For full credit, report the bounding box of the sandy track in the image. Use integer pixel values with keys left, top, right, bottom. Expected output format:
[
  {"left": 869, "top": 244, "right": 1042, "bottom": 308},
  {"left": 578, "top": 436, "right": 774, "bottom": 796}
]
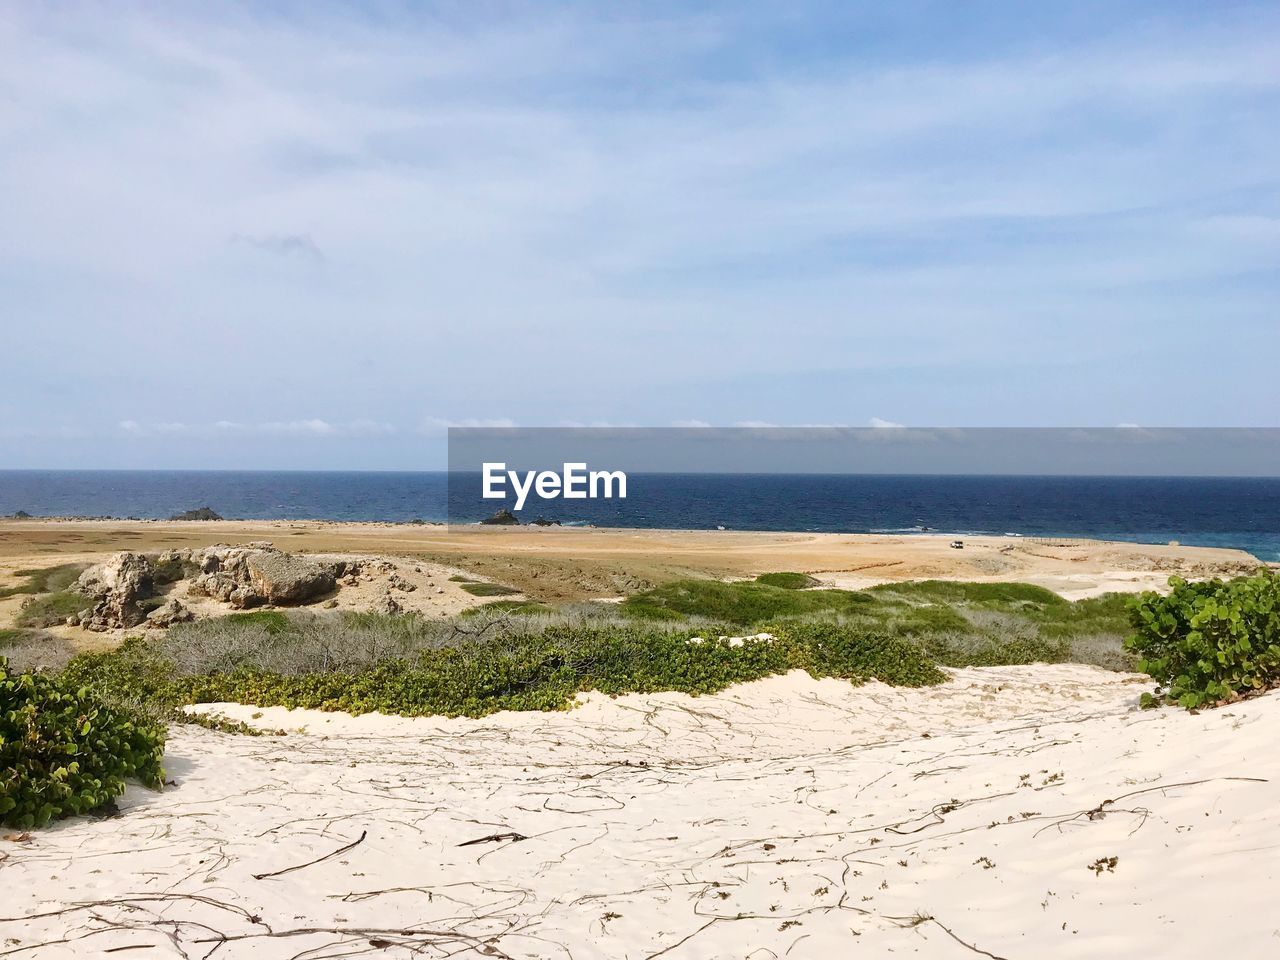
[{"left": 3, "top": 666, "right": 1276, "bottom": 958}]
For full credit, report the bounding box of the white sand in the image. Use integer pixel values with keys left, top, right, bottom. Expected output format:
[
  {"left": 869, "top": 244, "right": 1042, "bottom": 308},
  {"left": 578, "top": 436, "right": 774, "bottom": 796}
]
[{"left": 3, "top": 666, "right": 1278, "bottom": 958}]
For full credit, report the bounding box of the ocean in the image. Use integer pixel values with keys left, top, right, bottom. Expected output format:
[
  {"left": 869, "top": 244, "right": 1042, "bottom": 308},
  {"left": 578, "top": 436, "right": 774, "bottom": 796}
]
[{"left": 1, "top": 470, "right": 1278, "bottom": 562}]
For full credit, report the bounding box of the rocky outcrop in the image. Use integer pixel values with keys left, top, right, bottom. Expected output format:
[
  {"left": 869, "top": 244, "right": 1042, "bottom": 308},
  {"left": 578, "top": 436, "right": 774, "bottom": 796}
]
[
  {"left": 187, "top": 545, "right": 334, "bottom": 608},
  {"left": 480, "top": 509, "right": 519, "bottom": 525},
  {"left": 170, "top": 507, "right": 224, "bottom": 521},
  {"left": 76, "top": 552, "right": 156, "bottom": 630}
]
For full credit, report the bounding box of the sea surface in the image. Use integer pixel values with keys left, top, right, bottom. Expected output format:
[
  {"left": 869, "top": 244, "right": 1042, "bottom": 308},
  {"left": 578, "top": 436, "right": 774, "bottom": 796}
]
[{"left": 1, "top": 470, "right": 1278, "bottom": 561}]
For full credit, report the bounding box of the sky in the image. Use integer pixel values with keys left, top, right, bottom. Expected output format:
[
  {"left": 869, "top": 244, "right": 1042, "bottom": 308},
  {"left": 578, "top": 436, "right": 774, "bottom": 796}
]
[{"left": 2, "top": 1, "right": 1278, "bottom": 469}]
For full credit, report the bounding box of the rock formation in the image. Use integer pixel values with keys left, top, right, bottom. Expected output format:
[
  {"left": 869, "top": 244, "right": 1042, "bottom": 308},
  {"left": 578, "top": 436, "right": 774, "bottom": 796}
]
[
  {"left": 188, "top": 545, "right": 335, "bottom": 609},
  {"left": 169, "top": 507, "right": 224, "bottom": 521},
  {"left": 75, "top": 552, "right": 155, "bottom": 630}
]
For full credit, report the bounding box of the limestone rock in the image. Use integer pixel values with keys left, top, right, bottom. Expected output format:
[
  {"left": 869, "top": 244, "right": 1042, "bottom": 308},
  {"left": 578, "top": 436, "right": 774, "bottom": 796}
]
[
  {"left": 245, "top": 551, "right": 335, "bottom": 605},
  {"left": 146, "top": 598, "right": 194, "bottom": 627},
  {"left": 75, "top": 552, "right": 155, "bottom": 629}
]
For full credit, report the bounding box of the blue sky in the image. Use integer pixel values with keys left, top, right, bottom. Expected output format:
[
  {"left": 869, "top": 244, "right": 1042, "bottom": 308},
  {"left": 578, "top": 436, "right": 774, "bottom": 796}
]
[{"left": 2, "top": 1, "right": 1278, "bottom": 469}]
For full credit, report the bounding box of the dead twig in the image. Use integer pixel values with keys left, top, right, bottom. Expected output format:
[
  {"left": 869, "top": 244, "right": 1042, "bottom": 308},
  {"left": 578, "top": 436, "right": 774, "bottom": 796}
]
[
  {"left": 457, "top": 831, "right": 527, "bottom": 847},
  {"left": 253, "top": 830, "right": 367, "bottom": 880}
]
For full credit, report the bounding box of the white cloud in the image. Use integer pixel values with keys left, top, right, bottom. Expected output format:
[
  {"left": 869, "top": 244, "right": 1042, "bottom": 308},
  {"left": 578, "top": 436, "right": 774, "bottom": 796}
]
[
  {"left": 117, "top": 419, "right": 395, "bottom": 438},
  {"left": 869, "top": 417, "right": 905, "bottom": 429}
]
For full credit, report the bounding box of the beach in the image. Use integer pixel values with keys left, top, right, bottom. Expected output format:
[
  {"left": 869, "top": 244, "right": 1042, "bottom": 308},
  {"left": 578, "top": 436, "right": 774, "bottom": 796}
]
[{"left": 3, "top": 665, "right": 1278, "bottom": 957}]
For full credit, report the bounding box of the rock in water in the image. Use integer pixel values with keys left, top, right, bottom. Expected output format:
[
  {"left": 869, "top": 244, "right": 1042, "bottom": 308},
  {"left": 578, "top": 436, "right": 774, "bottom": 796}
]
[
  {"left": 170, "top": 507, "right": 224, "bottom": 521},
  {"left": 480, "top": 509, "right": 519, "bottom": 525}
]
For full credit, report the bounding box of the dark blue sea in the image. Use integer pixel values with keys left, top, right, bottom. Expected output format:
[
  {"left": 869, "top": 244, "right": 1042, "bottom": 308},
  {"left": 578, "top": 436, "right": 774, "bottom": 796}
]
[{"left": 1, "top": 470, "right": 1278, "bottom": 562}]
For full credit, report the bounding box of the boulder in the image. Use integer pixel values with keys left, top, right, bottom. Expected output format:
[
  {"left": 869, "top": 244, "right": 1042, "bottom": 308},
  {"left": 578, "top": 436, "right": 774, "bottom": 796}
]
[
  {"left": 245, "top": 551, "right": 335, "bottom": 605},
  {"left": 480, "top": 509, "right": 519, "bottom": 525},
  {"left": 146, "top": 598, "right": 194, "bottom": 627}
]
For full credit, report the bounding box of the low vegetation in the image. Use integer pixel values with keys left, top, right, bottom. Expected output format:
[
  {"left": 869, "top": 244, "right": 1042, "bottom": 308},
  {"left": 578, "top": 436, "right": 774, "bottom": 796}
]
[
  {"left": 458, "top": 582, "right": 521, "bottom": 597},
  {"left": 1, "top": 657, "right": 166, "bottom": 828},
  {"left": 754, "top": 572, "right": 821, "bottom": 590},
  {"left": 619, "top": 578, "right": 1132, "bottom": 669},
  {"left": 0, "top": 564, "right": 87, "bottom": 601},
  {"left": 16, "top": 590, "right": 94, "bottom": 628},
  {"left": 1127, "top": 572, "right": 1280, "bottom": 708},
  {"left": 60, "top": 617, "right": 945, "bottom": 720}
]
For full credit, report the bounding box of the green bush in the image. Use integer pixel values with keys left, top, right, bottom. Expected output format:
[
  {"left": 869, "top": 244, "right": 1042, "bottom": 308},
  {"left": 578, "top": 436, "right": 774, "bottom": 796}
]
[
  {"left": 1126, "top": 573, "right": 1280, "bottom": 708},
  {"left": 1, "top": 657, "right": 165, "bottom": 828}
]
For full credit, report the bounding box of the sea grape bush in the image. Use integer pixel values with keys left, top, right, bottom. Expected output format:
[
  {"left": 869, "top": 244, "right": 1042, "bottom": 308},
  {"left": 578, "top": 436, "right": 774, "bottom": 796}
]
[
  {"left": 1126, "top": 572, "right": 1280, "bottom": 708},
  {"left": 1, "top": 657, "right": 165, "bottom": 828}
]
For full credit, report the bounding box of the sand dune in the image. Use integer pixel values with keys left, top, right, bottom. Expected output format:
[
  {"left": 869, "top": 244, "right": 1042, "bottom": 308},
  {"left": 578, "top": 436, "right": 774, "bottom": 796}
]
[{"left": 3, "top": 665, "right": 1276, "bottom": 958}]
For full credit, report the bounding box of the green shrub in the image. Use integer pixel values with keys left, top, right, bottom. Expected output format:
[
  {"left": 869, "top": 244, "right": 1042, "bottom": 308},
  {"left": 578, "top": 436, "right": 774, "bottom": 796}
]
[
  {"left": 1126, "top": 573, "right": 1280, "bottom": 708},
  {"left": 1, "top": 657, "right": 165, "bottom": 828},
  {"left": 754, "top": 572, "right": 821, "bottom": 590},
  {"left": 781, "top": 621, "right": 946, "bottom": 686}
]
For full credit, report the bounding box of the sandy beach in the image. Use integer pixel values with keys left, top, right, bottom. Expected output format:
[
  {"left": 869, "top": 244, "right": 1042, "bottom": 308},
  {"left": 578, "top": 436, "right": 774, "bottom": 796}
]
[{"left": 3, "top": 665, "right": 1277, "bottom": 957}]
